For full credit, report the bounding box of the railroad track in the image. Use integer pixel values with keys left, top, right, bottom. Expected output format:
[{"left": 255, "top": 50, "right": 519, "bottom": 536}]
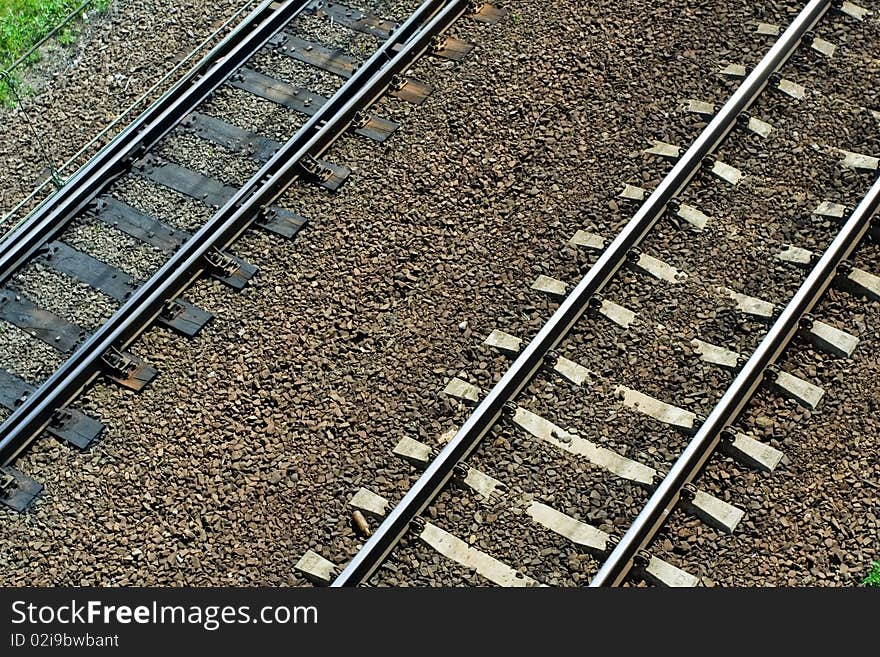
[
  {"left": 296, "top": 0, "right": 880, "bottom": 587},
  {"left": 0, "top": 0, "right": 506, "bottom": 511}
]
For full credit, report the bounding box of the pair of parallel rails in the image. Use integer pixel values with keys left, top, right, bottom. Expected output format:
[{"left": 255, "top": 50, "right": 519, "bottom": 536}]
[
  {"left": 0, "top": 0, "right": 503, "bottom": 507},
  {"left": 332, "top": 0, "right": 880, "bottom": 587}
]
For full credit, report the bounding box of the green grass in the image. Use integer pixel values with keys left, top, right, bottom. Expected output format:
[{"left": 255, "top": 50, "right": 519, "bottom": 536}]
[
  {"left": 0, "top": 0, "right": 111, "bottom": 104},
  {"left": 864, "top": 561, "right": 880, "bottom": 587}
]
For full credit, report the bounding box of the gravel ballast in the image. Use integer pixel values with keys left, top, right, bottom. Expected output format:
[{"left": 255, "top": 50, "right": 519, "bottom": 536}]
[
  {"left": 0, "top": 0, "right": 877, "bottom": 588},
  {"left": 0, "top": 0, "right": 257, "bottom": 225}
]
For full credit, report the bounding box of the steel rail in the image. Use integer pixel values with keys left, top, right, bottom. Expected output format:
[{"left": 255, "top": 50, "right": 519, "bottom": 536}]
[
  {"left": 332, "top": 0, "right": 832, "bottom": 586},
  {"left": 0, "top": 0, "right": 312, "bottom": 286},
  {"left": 592, "top": 175, "right": 880, "bottom": 586},
  {"left": 0, "top": 0, "right": 469, "bottom": 476}
]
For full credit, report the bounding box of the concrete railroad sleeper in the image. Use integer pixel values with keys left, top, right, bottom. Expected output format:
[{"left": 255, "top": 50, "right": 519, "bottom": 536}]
[
  {"left": 332, "top": 0, "right": 851, "bottom": 586},
  {"left": 0, "top": 0, "right": 483, "bottom": 509}
]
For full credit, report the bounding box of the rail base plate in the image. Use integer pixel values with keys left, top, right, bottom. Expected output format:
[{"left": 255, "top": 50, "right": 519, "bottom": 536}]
[{"left": 0, "top": 466, "right": 42, "bottom": 512}]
